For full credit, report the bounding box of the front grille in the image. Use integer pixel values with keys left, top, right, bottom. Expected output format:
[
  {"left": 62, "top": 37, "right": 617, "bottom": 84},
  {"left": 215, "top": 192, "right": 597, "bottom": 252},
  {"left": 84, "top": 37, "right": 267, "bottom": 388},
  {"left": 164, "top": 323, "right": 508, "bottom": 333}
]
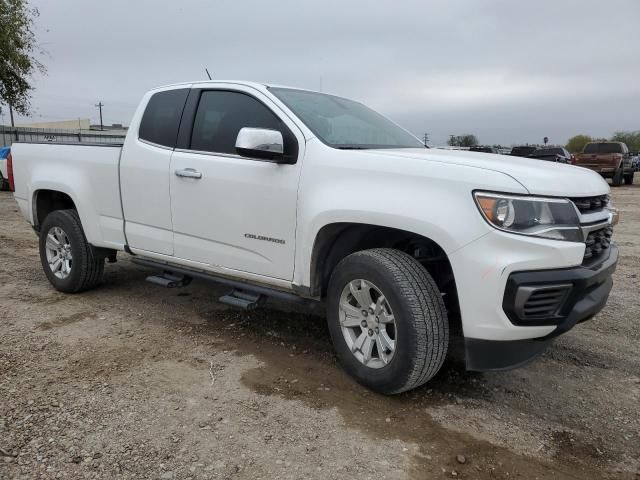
[
  {"left": 571, "top": 194, "right": 609, "bottom": 213},
  {"left": 517, "top": 285, "right": 572, "bottom": 320},
  {"left": 583, "top": 224, "right": 613, "bottom": 263}
]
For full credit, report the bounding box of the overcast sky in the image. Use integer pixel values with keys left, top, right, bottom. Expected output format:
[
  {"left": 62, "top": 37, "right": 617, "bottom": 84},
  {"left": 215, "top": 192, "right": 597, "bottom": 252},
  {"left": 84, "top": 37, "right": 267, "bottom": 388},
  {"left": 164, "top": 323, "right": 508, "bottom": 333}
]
[{"left": 6, "top": 0, "right": 640, "bottom": 146}]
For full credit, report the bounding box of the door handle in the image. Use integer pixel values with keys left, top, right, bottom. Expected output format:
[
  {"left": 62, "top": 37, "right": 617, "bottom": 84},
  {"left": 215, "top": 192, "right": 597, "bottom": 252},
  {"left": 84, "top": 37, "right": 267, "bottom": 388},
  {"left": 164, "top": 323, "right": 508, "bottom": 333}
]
[{"left": 175, "top": 168, "right": 202, "bottom": 179}]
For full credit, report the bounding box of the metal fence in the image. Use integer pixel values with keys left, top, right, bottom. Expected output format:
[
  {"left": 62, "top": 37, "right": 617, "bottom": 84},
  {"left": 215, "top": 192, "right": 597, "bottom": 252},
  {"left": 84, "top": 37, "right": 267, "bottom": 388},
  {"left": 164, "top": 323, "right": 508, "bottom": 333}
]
[{"left": 0, "top": 126, "right": 126, "bottom": 147}]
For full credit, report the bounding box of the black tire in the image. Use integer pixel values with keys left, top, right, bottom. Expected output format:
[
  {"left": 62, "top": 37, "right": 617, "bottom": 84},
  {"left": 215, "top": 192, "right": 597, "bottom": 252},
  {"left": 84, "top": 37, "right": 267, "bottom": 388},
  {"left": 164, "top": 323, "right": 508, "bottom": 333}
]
[
  {"left": 612, "top": 166, "right": 623, "bottom": 187},
  {"left": 624, "top": 172, "right": 634, "bottom": 185},
  {"left": 38, "top": 209, "right": 104, "bottom": 293},
  {"left": 327, "top": 248, "right": 448, "bottom": 395}
]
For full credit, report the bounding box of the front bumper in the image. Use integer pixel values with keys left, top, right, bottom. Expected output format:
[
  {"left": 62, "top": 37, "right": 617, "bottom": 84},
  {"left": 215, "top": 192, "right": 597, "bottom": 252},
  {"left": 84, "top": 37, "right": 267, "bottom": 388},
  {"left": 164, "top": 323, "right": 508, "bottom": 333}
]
[
  {"left": 503, "top": 244, "right": 617, "bottom": 334},
  {"left": 449, "top": 230, "right": 587, "bottom": 341},
  {"left": 465, "top": 244, "right": 617, "bottom": 371}
]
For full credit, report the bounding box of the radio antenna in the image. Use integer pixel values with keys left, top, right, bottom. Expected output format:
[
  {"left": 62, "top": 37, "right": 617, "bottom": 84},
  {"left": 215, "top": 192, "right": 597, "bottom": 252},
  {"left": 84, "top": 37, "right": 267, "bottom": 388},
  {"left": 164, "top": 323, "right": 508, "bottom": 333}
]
[{"left": 205, "top": 68, "right": 212, "bottom": 80}]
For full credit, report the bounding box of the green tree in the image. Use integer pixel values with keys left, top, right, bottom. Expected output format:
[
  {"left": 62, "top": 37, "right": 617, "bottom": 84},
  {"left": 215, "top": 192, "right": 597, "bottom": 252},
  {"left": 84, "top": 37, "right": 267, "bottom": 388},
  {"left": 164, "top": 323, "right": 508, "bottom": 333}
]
[
  {"left": 611, "top": 131, "right": 640, "bottom": 152},
  {"left": 0, "top": 0, "right": 46, "bottom": 116},
  {"left": 565, "top": 134, "right": 592, "bottom": 153},
  {"left": 448, "top": 134, "right": 478, "bottom": 147}
]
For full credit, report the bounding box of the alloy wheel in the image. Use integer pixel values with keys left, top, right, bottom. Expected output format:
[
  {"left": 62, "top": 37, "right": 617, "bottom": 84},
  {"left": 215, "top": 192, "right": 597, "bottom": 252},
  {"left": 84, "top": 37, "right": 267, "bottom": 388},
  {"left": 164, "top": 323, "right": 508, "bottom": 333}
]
[
  {"left": 45, "top": 226, "right": 73, "bottom": 279},
  {"left": 338, "top": 279, "right": 397, "bottom": 369}
]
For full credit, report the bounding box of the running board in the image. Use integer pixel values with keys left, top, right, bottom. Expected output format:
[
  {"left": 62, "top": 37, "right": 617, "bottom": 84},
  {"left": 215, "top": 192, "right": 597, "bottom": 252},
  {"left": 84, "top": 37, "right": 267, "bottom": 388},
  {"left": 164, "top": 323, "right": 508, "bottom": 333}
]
[
  {"left": 219, "top": 289, "right": 265, "bottom": 310},
  {"left": 146, "top": 272, "right": 192, "bottom": 288},
  {"left": 131, "top": 257, "right": 315, "bottom": 305}
]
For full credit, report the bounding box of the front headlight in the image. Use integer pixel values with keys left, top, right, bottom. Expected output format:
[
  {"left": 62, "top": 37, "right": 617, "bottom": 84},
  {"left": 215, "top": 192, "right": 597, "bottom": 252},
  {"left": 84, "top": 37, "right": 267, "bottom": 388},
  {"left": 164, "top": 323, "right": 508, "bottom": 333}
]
[{"left": 473, "top": 191, "right": 582, "bottom": 242}]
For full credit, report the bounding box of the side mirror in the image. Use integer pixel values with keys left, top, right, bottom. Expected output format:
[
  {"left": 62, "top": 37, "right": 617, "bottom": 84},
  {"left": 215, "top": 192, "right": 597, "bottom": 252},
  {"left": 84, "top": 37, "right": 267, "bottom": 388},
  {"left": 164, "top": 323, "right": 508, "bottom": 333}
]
[{"left": 235, "top": 127, "right": 286, "bottom": 162}]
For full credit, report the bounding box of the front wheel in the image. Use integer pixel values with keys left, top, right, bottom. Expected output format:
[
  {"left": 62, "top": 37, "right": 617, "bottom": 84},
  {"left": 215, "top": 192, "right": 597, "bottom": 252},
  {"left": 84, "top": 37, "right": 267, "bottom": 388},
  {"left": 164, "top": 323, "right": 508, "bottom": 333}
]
[
  {"left": 39, "top": 209, "right": 104, "bottom": 293},
  {"left": 624, "top": 172, "right": 634, "bottom": 185},
  {"left": 327, "top": 248, "right": 449, "bottom": 395},
  {"left": 612, "top": 166, "right": 624, "bottom": 186}
]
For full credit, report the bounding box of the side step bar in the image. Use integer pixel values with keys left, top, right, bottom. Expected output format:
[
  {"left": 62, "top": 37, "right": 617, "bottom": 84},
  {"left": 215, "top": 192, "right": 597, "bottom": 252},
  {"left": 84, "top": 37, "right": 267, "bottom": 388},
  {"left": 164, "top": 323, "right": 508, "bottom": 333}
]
[
  {"left": 131, "top": 257, "right": 314, "bottom": 305},
  {"left": 146, "top": 272, "right": 192, "bottom": 288},
  {"left": 219, "top": 289, "right": 265, "bottom": 310}
]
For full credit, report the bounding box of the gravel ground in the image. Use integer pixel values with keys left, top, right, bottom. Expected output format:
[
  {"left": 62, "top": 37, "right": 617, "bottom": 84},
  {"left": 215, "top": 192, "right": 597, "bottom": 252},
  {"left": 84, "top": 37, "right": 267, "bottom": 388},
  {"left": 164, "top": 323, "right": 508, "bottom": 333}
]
[{"left": 0, "top": 186, "right": 639, "bottom": 480}]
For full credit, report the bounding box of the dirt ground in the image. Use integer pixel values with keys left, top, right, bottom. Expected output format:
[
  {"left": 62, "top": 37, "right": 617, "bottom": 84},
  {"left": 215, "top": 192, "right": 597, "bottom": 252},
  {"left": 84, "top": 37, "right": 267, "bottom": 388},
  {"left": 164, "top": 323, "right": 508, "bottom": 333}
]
[{"left": 0, "top": 186, "right": 639, "bottom": 480}]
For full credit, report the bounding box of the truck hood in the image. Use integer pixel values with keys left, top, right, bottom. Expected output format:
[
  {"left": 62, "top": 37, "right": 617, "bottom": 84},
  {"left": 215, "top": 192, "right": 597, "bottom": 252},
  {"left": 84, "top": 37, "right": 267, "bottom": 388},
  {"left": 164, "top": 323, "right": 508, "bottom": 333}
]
[{"left": 361, "top": 148, "right": 610, "bottom": 197}]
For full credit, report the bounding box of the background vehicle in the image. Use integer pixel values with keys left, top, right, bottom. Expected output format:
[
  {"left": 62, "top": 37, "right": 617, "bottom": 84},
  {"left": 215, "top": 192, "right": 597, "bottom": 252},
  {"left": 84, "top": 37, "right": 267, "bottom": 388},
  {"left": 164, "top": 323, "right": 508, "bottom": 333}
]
[
  {"left": 469, "top": 146, "right": 499, "bottom": 153},
  {"left": 0, "top": 146, "right": 10, "bottom": 191},
  {"left": 630, "top": 152, "right": 640, "bottom": 172},
  {"left": 528, "top": 147, "right": 572, "bottom": 164},
  {"left": 574, "top": 141, "right": 634, "bottom": 186},
  {"left": 510, "top": 146, "right": 537, "bottom": 157},
  {"left": 8, "top": 81, "right": 618, "bottom": 395}
]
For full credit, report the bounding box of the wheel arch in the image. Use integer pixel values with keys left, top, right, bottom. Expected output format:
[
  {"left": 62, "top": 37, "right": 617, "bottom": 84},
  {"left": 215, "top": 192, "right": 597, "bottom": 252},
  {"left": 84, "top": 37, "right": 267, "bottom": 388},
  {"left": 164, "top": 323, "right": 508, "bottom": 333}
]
[
  {"left": 32, "top": 188, "right": 77, "bottom": 231},
  {"left": 308, "top": 222, "right": 462, "bottom": 334}
]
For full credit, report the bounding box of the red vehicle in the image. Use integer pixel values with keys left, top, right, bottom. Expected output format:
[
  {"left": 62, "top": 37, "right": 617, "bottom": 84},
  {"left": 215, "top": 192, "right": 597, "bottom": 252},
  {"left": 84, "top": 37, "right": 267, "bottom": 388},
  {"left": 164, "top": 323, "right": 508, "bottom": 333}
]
[{"left": 574, "top": 142, "right": 634, "bottom": 186}]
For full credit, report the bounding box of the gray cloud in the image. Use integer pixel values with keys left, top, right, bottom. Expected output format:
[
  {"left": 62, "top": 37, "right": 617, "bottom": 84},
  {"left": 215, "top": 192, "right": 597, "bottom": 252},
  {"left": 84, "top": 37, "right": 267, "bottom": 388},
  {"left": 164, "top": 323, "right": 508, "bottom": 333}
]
[{"left": 9, "top": 0, "right": 640, "bottom": 146}]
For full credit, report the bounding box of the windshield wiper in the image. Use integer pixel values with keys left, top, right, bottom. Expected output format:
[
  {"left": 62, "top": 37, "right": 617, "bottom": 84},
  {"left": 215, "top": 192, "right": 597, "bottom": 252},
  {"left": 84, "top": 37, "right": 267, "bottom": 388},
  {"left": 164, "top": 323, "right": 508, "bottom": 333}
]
[{"left": 335, "top": 146, "right": 371, "bottom": 150}]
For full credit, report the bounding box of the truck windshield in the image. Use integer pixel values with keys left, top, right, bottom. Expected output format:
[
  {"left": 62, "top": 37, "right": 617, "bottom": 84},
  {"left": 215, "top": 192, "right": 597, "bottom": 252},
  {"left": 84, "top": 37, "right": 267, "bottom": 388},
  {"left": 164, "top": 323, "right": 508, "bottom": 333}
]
[
  {"left": 269, "top": 87, "right": 424, "bottom": 150},
  {"left": 583, "top": 143, "right": 623, "bottom": 154}
]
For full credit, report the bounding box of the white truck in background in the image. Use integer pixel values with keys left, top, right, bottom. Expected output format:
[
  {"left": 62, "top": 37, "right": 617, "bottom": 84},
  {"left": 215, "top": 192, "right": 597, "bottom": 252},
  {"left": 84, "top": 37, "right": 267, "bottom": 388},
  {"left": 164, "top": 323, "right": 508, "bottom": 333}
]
[{"left": 9, "top": 81, "right": 618, "bottom": 394}]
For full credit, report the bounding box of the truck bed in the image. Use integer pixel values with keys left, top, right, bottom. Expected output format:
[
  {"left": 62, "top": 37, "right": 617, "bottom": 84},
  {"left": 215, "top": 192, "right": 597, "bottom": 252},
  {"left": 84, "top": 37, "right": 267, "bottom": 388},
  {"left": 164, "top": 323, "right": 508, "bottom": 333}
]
[
  {"left": 10, "top": 142, "right": 126, "bottom": 251},
  {"left": 575, "top": 152, "right": 617, "bottom": 172}
]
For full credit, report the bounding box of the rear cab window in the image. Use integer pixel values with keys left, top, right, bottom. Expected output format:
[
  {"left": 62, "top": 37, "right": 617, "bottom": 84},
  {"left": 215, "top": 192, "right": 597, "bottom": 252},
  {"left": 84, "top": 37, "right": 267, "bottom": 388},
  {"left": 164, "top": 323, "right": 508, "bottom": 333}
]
[
  {"left": 583, "top": 143, "right": 623, "bottom": 154},
  {"left": 139, "top": 89, "right": 189, "bottom": 147}
]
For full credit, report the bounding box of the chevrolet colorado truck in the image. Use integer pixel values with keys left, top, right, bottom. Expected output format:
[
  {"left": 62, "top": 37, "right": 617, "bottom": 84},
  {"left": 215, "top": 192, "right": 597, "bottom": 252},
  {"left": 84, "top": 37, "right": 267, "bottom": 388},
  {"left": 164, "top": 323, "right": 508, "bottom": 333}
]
[
  {"left": 574, "top": 141, "right": 634, "bottom": 186},
  {"left": 9, "top": 81, "right": 618, "bottom": 394}
]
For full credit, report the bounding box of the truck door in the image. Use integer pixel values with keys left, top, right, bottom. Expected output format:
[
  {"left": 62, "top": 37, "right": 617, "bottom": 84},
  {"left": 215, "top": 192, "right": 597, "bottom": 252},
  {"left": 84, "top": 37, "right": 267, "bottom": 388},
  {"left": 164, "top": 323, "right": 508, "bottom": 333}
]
[
  {"left": 120, "top": 88, "right": 189, "bottom": 255},
  {"left": 169, "top": 87, "right": 304, "bottom": 280}
]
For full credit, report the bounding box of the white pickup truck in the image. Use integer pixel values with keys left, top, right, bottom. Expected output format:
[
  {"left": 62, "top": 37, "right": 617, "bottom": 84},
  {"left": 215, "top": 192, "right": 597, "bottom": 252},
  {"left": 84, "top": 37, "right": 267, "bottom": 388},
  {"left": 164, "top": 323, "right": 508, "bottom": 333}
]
[{"left": 9, "top": 81, "right": 618, "bottom": 394}]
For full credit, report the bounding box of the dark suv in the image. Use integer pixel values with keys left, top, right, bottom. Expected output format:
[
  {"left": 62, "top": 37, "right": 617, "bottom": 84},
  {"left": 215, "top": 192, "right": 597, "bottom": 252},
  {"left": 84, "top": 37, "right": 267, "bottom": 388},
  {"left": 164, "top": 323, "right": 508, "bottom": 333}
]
[
  {"left": 469, "top": 146, "right": 499, "bottom": 154},
  {"left": 528, "top": 147, "right": 572, "bottom": 164},
  {"left": 510, "top": 146, "right": 537, "bottom": 157}
]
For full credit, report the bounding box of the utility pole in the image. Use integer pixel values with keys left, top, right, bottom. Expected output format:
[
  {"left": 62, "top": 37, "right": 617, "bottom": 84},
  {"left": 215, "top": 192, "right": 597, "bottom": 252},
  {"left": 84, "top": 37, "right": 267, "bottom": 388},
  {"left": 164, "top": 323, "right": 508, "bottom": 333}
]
[
  {"left": 423, "top": 132, "right": 429, "bottom": 146},
  {"left": 95, "top": 101, "right": 104, "bottom": 131}
]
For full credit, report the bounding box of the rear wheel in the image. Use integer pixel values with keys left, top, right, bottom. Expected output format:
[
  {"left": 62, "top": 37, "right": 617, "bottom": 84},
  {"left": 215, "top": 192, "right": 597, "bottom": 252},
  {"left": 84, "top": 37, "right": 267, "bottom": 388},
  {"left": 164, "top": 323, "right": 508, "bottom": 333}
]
[
  {"left": 612, "top": 166, "right": 624, "bottom": 186},
  {"left": 39, "top": 209, "right": 104, "bottom": 293},
  {"left": 624, "top": 171, "right": 634, "bottom": 185},
  {"left": 327, "top": 248, "right": 449, "bottom": 395}
]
